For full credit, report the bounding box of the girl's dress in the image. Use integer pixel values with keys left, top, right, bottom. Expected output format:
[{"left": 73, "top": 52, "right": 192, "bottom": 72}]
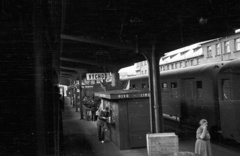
[{"left": 194, "top": 127, "right": 212, "bottom": 156}]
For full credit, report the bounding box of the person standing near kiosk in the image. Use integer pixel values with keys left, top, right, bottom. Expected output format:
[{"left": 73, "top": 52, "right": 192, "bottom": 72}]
[{"left": 97, "top": 107, "right": 109, "bottom": 143}]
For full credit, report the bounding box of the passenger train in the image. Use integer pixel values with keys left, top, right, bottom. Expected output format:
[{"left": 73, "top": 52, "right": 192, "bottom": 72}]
[{"left": 121, "top": 59, "right": 240, "bottom": 142}]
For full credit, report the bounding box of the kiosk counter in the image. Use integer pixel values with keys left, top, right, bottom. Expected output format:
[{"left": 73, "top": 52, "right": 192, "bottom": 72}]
[{"left": 95, "top": 90, "right": 151, "bottom": 150}]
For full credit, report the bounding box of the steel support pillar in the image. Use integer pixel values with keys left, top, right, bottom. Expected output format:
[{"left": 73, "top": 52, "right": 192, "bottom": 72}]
[
  {"left": 151, "top": 43, "right": 163, "bottom": 133},
  {"left": 111, "top": 71, "right": 120, "bottom": 87},
  {"left": 78, "top": 73, "right": 84, "bottom": 119},
  {"left": 141, "top": 43, "right": 164, "bottom": 133}
]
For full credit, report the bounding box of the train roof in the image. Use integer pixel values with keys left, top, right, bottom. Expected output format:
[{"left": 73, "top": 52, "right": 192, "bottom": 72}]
[
  {"left": 121, "top": 61, "right": 229, "bottom": 81},
  {"left": 219, "top": 58, "right": 240, "bottom": 74},
  {"left": 160, "top": 62, "right": 228, "bottom": 79}
]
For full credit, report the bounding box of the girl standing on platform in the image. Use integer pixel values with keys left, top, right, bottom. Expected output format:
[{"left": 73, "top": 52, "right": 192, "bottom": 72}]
[{"left": 195, "top": 119, "right": 212, "bottom": 156}]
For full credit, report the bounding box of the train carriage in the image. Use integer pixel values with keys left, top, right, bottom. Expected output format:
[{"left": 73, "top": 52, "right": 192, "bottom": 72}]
[
  {"left": 102, "top": 59, "right": 240, "bottom": 142},
  {"left": 160, "top": 62, "right": 225, "bottom": 131},
  {"left": 121, "top": 62, "right": 227, "bottom": 136},
  {"left": 217, "top": 58, "right": 240, "bottom": 142}
]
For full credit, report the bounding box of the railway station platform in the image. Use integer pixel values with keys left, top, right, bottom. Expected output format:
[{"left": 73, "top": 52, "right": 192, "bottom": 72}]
[{"left": 62, "top": 96, "right": 240, "bottom": 156}]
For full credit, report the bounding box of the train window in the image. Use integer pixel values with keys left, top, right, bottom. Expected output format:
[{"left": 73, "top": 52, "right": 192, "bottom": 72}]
[
  {"left": 132, "top": 84, "right": 136, "bottom": 89},
  {"left": 197, "top": 81, "right": 202, "bottom": 88},
  {"left": 171, "top": 82, "right": 178, "bottom": 98},
  {"left": 180, "top": 62, "right": 183, "bottom": 68},
  {"left": 197, "top": 58, "right": 200, "bottom": 65},
  {"left": 222, "top": 79, "right": 231, "bottom": 100},
  {"left": 231, "top": 74, "right": 240, "bottom": 100},
  {"left": 235, "top": 38, "right": 240, "bottom": 51},
  {"left": 162, "top": 82, "right": 168, "bottom": 90},
  {"left": 142, "top": 84, "right": 146, "bottom": 89},
  {"left": 207, "top": 46, "right": 212, "bottom": 57},
  {"left": 130, "top": 84, "right": 136, "bottom": 90},
  {"left": 216, "top": 43, "right": 221, "bottom": 55},
  {"left": 190, "top": 60, "right": 194, "bottom": 66},
  {"left": 224, "top": 41, "right": 230, "bottom": 53},
  {"left": 196, "top": 81, "right": 203, "bottom": 98},
  {"left": 171, "top": 82, "right": 177, "bottom": 88}
]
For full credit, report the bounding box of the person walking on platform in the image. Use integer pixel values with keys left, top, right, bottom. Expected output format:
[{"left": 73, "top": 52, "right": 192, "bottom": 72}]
[
  {"left": 97, "top": 107, "right": 109, "bottom": 143},
  {"left": 195, "top": 119, "right": 212, "bottom": 156}
]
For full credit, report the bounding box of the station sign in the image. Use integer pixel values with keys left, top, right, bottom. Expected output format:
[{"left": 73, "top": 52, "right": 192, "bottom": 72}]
[
  {"left": 86, "top": 73, "right": 111, "bottom": 80},
  {"left": 95, "top": 90, "right": 150, "bottom": 100},
  {"left": 82, "top": 85, "right": 93, "bottom": 88}
]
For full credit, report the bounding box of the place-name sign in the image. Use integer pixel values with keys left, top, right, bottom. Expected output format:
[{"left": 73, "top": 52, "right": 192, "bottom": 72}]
[
  {"left": 82, "top": 85, "right": 93, "bottom": 88},
  {"left": 86, "top": 73, "right": 110, "bottom": 80}
]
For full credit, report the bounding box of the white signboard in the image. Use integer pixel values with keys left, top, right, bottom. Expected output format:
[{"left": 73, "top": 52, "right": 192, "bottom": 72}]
[{"left": 86, "top": 73, "right": 110, "bottom": 80}]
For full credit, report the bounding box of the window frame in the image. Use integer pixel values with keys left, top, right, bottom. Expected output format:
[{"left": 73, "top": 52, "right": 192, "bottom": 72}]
[
  {"left": 162, "top": 82, "right": 168, "bottom": 91},
  {"left": 170, "top": 82, "right": 178, "bottom": 98},
  {"left": 196, "top": 81, "right": 203, "bottom": 99},
  {"left": 216, "top": 43, "right": 221, "bottom": 56},
  {"left": 221, "top": 79, "right": 231, "bottom": 101},
  {"left": 207, "top": 46, "right": 212, "bottom": 57},
  {"left": 224, "top": 41, "right": 230, "bottom": 53},
  {"left": 235, "top": 38, "right": 240, "bottom": 52}
]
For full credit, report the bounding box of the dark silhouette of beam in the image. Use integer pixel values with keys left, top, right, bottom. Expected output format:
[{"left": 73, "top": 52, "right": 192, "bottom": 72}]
[
  {"left": 61, "top": 57, "right": 110, "bottom": 66},
  {"left": 61, "top": 34, "right": 136, "bottom": 50}
]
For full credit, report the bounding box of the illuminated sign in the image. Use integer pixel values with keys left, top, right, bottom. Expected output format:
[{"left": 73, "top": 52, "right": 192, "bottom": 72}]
[{"left": 86, "top": 73, "right": 111, "bottom": 80}]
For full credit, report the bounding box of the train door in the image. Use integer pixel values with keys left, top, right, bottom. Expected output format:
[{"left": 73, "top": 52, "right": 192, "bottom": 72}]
[
  {"left": 218, "top": 74, "right": 240, "bottom": 142},
  {"left": 181, "top": 79, "right": 194, "bottom": 121},
  {"left": 181, "top": 79, "right": 200, "bottom": 125}
]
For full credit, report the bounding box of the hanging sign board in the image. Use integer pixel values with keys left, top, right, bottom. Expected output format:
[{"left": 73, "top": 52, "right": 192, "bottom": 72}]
[
  {"left": 86, "top": 73, "right": 111, "bottom": 80},
  {"left": 82, "top": 85, "right": 93, "bottom": 88}
]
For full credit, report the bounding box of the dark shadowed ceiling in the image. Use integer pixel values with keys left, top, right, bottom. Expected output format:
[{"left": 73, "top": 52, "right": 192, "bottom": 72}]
[{"left": 60, "top": 0, "right": 240, "bottom": 84}]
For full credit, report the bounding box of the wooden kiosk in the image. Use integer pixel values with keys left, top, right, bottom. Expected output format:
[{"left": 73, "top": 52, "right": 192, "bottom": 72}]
[{"left": 95, "top": 90, "right": 151, "bottom": 150}]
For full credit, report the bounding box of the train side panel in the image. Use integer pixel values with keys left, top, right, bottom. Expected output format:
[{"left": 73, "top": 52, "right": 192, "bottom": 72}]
[
  {"left": 218, "top": 60, "right": 240, "bottom": 142},
  {"left": 122, "top": 62, "right": 224, "bottom": 135},
  {"left": 161, "top": 75, "right": 218, "bottom": 130}
]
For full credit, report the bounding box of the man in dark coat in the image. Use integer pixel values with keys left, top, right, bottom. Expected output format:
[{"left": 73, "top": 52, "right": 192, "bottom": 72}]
[{"left": 96, "top": 107, "right": 109, "bottom": 143}]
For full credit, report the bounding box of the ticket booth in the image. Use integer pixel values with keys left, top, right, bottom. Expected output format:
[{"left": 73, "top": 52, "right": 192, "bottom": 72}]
[{"left": 95, "top": 90, "right": 150, "bottom": 150}]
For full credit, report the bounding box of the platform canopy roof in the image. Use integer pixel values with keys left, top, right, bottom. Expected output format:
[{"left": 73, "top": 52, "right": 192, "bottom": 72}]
[{"left": 60, "top": 0, "right": 240, "bottom": 85}]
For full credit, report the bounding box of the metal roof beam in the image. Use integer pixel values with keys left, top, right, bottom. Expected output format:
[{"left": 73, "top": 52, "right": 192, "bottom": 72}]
[
  {"left": 61, "top": 66, "right": 86, "bottom": 72},
  {"left": 60, "top": 57, "right": 104, "bottom": 66},
  {"left": 61, "top": 34, "right": 135, "bottom": 50}
]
